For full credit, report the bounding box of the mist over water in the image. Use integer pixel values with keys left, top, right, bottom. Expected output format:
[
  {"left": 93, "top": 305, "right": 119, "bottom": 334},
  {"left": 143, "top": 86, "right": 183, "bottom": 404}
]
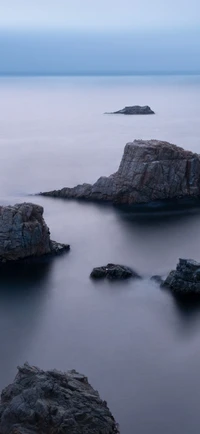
[{"left": 1, "top": 75, "right": 200, "bottom": 433}]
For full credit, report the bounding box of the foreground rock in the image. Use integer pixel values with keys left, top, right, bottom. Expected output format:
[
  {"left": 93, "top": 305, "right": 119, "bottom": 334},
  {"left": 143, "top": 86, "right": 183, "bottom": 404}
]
[
  {"left": 0, "top": 363, "right": 119, "bottom": 434},
  {"left": 41, "top": 140, "right": 200, "bottom": 206},
  {"left": 0, "top": 203, "right": 69, "bottom": 263},
  {"left": 163, "top": 259, "right": 200, "bottom": 295},
  {"left": 91, "top": 263, "right": 140, "bottom": 280},
  {"left": 106, "top": 105, "right": 155, "bottom": 115}
]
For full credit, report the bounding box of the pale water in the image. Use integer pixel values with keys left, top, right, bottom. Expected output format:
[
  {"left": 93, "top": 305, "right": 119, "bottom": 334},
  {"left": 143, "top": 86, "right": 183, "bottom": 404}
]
[{"left": 0, "top": 75, "right": 200, "bottom": 433}]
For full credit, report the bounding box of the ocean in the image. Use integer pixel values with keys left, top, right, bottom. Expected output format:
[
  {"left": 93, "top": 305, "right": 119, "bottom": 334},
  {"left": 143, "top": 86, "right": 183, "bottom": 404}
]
[{"left": 0, "top": 75, "right": 200, "bottom": 433}]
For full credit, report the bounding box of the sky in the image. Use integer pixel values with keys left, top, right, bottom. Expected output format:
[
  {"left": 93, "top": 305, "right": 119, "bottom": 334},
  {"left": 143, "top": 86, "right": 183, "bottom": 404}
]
[
  {"left": 1, "top": 0, "right": 200, "bottom": 31},
  {"left": 0, "top": 0, "right": 200, "bottom": 75}
]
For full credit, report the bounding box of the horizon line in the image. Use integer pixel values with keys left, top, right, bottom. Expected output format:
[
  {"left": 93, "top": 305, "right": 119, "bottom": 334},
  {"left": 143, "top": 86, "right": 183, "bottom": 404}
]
[{"left": 0, "top": 71, "right": 200, "bottom": 78}]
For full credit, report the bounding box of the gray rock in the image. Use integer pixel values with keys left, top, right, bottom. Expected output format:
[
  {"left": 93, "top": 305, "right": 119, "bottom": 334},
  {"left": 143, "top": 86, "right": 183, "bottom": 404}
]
[
  {"left": 90, "top": 263, "right": 140, "bottom": 280},
  {"left": 0, "top": 203, "right": 69, "bottom": 263},
  {"left": 106, "top": 105, "right": 155, "bottom": 115},
  {"left": 40, "top": 140, "right": 200, "bottom": 206},
  {"left": 0, "top": 363, "right": 119, "bottom": 434},
  {"left": 163, "top": 258, "right": 200, "bottom": 295}
]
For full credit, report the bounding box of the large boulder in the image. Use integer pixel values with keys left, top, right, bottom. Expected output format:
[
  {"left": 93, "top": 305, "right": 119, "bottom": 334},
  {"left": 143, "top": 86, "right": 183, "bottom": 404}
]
[
  {"left": 106, "top": 105, "right": 155, "bottom": 115},
  {"left": 90, "top": 263, "right": 140, "bottom": 280},
  {"left": 163, "top": 258, "right": 200, "bottom": 295},
  {"left": 0, "top": 203, "right": 69, "bottom": 262},
  {"left": 41, "top": 140, "right": 200, "bottom": 206},
  {"left": 0, "top": 363, "right": 119, "bottom": 434}
]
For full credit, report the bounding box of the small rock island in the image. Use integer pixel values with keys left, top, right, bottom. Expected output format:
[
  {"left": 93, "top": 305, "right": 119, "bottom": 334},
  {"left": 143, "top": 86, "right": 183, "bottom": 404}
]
[
  {"left": 163, "top": 258, "right": 200, "bottom": 295},
  {"left": 90, "top": 263, "right": 140, "bottom": 280},
  {"left": 0, "top": 202, "right": 69, "bottom": 263},
  {"left": 0, "top": 363, "right": 119, "bottom": 434},
  {"left": 41, "top": 140, "right": 200, "bottom": 206},
  {"left": 105, "top": 105, "right": 155, "bottom": 115}
]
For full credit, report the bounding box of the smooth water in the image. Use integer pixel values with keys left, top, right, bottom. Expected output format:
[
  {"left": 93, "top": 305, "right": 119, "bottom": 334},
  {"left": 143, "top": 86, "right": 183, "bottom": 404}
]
[{"left": 0, "top": 75, "right": 200, "bottom": 433}]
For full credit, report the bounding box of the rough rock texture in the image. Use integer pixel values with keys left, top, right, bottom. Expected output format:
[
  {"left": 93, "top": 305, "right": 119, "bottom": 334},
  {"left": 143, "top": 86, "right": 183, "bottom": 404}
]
[
  {"left": 106, "top": 105, "right": 155, "bottom": 115},
  {"left": 41, "top": 140, "right": 200, "bottom": 206},
  {"left": 163, "top": 258, "right": 200, "bottom": 295},
  {"left": 0, "top": 363, "right": 119, "bottom": 434},
  {"left": 0, "top": 203, "right": 69, "bottom": 263},
  {"left": 90, "top": 263, "right": 140, "bottom": 280}
]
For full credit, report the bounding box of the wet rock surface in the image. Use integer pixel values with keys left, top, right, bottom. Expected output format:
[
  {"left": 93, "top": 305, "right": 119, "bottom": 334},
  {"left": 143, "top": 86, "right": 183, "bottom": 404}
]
[
  {"left": 90, "top": 263, "right": 140, "bottom": 280},
  {"left": 41, "top": 140, "right": 200, "bottom": 206},
  {"left": 0, "top": 203, "right": 69, "bottom": 263},
  {"left": 0, "top": 363, "right": 119, "bottom": 434},
  {"left": 106, "top": 105, "right": 155, "bottom": 115},
  {"left": 163, "top": 258, "right": 200, "bottom": 295}
]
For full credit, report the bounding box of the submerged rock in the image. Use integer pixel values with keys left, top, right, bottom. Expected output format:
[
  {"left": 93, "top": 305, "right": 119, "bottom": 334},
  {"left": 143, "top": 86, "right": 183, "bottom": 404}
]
[
  {"left": 0, "top": 363, "right": 119, "bottom": 434},
  {"left": 150, "top": 275, "right": 164, "bottom": 285},
  {"left": 90, "top": 263, "right": 140, "bottom": 280},
  {"left": 163, "top": 258, "right": 200, "bottom": 295},
  {"left": 0, "top": 203, "right": 69, "bottom": 263},
  {"left": 106, "top": 105, "right": 155, "bottom": 115},
  {"left": 40, "top": 140, "right": 200, "bottom": 206}
]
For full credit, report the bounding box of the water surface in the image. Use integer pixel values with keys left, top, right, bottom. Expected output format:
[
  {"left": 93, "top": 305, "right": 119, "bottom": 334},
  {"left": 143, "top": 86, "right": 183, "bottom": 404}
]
[{"left": 0, "top": 76, "right": 200, "bottom": 434}]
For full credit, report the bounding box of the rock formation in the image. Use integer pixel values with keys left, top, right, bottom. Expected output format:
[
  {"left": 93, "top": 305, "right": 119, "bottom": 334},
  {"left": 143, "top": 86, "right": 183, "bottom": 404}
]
[
  {"left": 105, "top": 105, "right": 155, "bottom": 115},
  {"left": 90, "top": 263, "right": 140, "bottom": 280},
  {"left": 0, "top": 363, "right": 119, "bottom": 434},
  {"left": 0, "top": 203, "right": 69, "bottom": 263},
  {"left": 41, "top": 140, "right": 200, "bottom": 206},
  {"left": 163, "top": 258, "right": 200, "bottom": 295}
]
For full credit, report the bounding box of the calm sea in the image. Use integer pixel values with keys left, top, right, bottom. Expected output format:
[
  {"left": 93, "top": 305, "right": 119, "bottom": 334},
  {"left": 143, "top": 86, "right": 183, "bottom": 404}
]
[{"left": 0, "top": 75, "right": 200, "bottom": 434}]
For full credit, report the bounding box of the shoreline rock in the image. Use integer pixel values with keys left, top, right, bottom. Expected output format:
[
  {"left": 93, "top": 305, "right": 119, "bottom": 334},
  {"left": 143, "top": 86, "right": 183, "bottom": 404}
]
[
  {"left": 163, "top": 258, "right": 200, "bottom": 295},
  {"left": 105, "top": 105, "right": 155, "bottom": 115},
  {"left": 90, "top": 263, "right": 140, "bottom": 280},
  {"left": 40, "top": 140, "right": 200, "bottom": 206},
  {"left": 0, "top": 363, "right": 119, "bottom": 434},
  {"left": 0, "top": 203, "right": 69, "bottom": 263}
]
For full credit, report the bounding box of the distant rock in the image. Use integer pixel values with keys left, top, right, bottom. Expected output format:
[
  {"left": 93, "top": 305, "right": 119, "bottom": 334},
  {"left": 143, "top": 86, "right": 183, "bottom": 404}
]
[
  {"left": 90, "top": 263, "right": 140, "bottom": 280},
  {"left": 163, "top": 258, "right": 200, "bottom": 295},
  {"left": 41, "top": 140, "right": 200, "bottom": 206},
  {"left": 105, "top": 105, "right": 155, "bottom": 115},
  {"left": 0, "top": 363, "right": 119, "bottom": 434},
  {"left": 0, "top": 203, "right": 69, "bottom": 263}
]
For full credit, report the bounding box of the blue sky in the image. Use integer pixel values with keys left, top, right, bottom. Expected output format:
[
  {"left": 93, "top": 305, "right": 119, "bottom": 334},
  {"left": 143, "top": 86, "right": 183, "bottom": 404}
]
[
  {"left": 0, "top": 1, "right": 200, "bottom": 74},
  {"left": 1, "top": 0, "right": 200, "bottom": 31}
]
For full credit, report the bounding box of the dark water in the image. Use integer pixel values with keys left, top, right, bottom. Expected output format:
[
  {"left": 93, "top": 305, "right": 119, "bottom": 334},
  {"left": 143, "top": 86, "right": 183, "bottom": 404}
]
[{"left": 1, "top": 76, "right": 200, "bottom": 433}]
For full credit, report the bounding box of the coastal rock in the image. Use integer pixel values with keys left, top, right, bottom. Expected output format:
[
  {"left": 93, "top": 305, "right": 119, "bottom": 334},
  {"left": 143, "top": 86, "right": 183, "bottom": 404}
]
[
  {"left": 163, "top": 258, "right": 200, "bottom": 295},
  {"left": 41, "top": 140, "right": 200, "bottom": 206},
  {"left": 0, "top": 203, "right": 69, "bottom": 263},
  {"left": 106, "top": 105, "right": 155, "bottom": 115},
  {"left": 0, "top": 363, "right": 119, "bottom": 434},
  {"left": 90, "top": 263, "right": 140, "bottom": 280}
]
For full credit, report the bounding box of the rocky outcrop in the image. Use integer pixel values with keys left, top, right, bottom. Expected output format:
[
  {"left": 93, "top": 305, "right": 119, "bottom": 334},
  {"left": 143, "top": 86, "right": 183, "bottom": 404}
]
[
  {"left": 41, "top": 140, "right": 200, "bottom": 206},
  {"left": 163, "top": 258, "right": 200, "bottom": 295},
  {"left": 90, "top": 263, "right": 140, "bottom": 280},
  {"left": 105, "top": 105, "right": 155, "bottom": 115},
  {"left": 0, "top": 363, "right": 119, "bottom": 434},
  {"left": 0, "top": 203, "right": 69, "bottom": 263}
]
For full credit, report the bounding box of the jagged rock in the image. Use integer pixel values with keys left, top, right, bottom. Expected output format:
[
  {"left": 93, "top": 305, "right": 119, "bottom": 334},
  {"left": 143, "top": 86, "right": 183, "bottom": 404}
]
[
  {"left": 40, "top": 140, "right": 200, "bottom": 206},
  {"left": 0, "top": 363, "right": 119, "bottom": 434},
  {"left": 0, "top": 203, "right": 69, "bottom": 263},
  {"left": 163, "top": 258, "right": 200, "bottom": 295},
  {"left": 90, "top": 263, "right": 140, "bottom": 280},
  {"left": 105, "top": 105, "right": 155, "bottom": 115}
]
